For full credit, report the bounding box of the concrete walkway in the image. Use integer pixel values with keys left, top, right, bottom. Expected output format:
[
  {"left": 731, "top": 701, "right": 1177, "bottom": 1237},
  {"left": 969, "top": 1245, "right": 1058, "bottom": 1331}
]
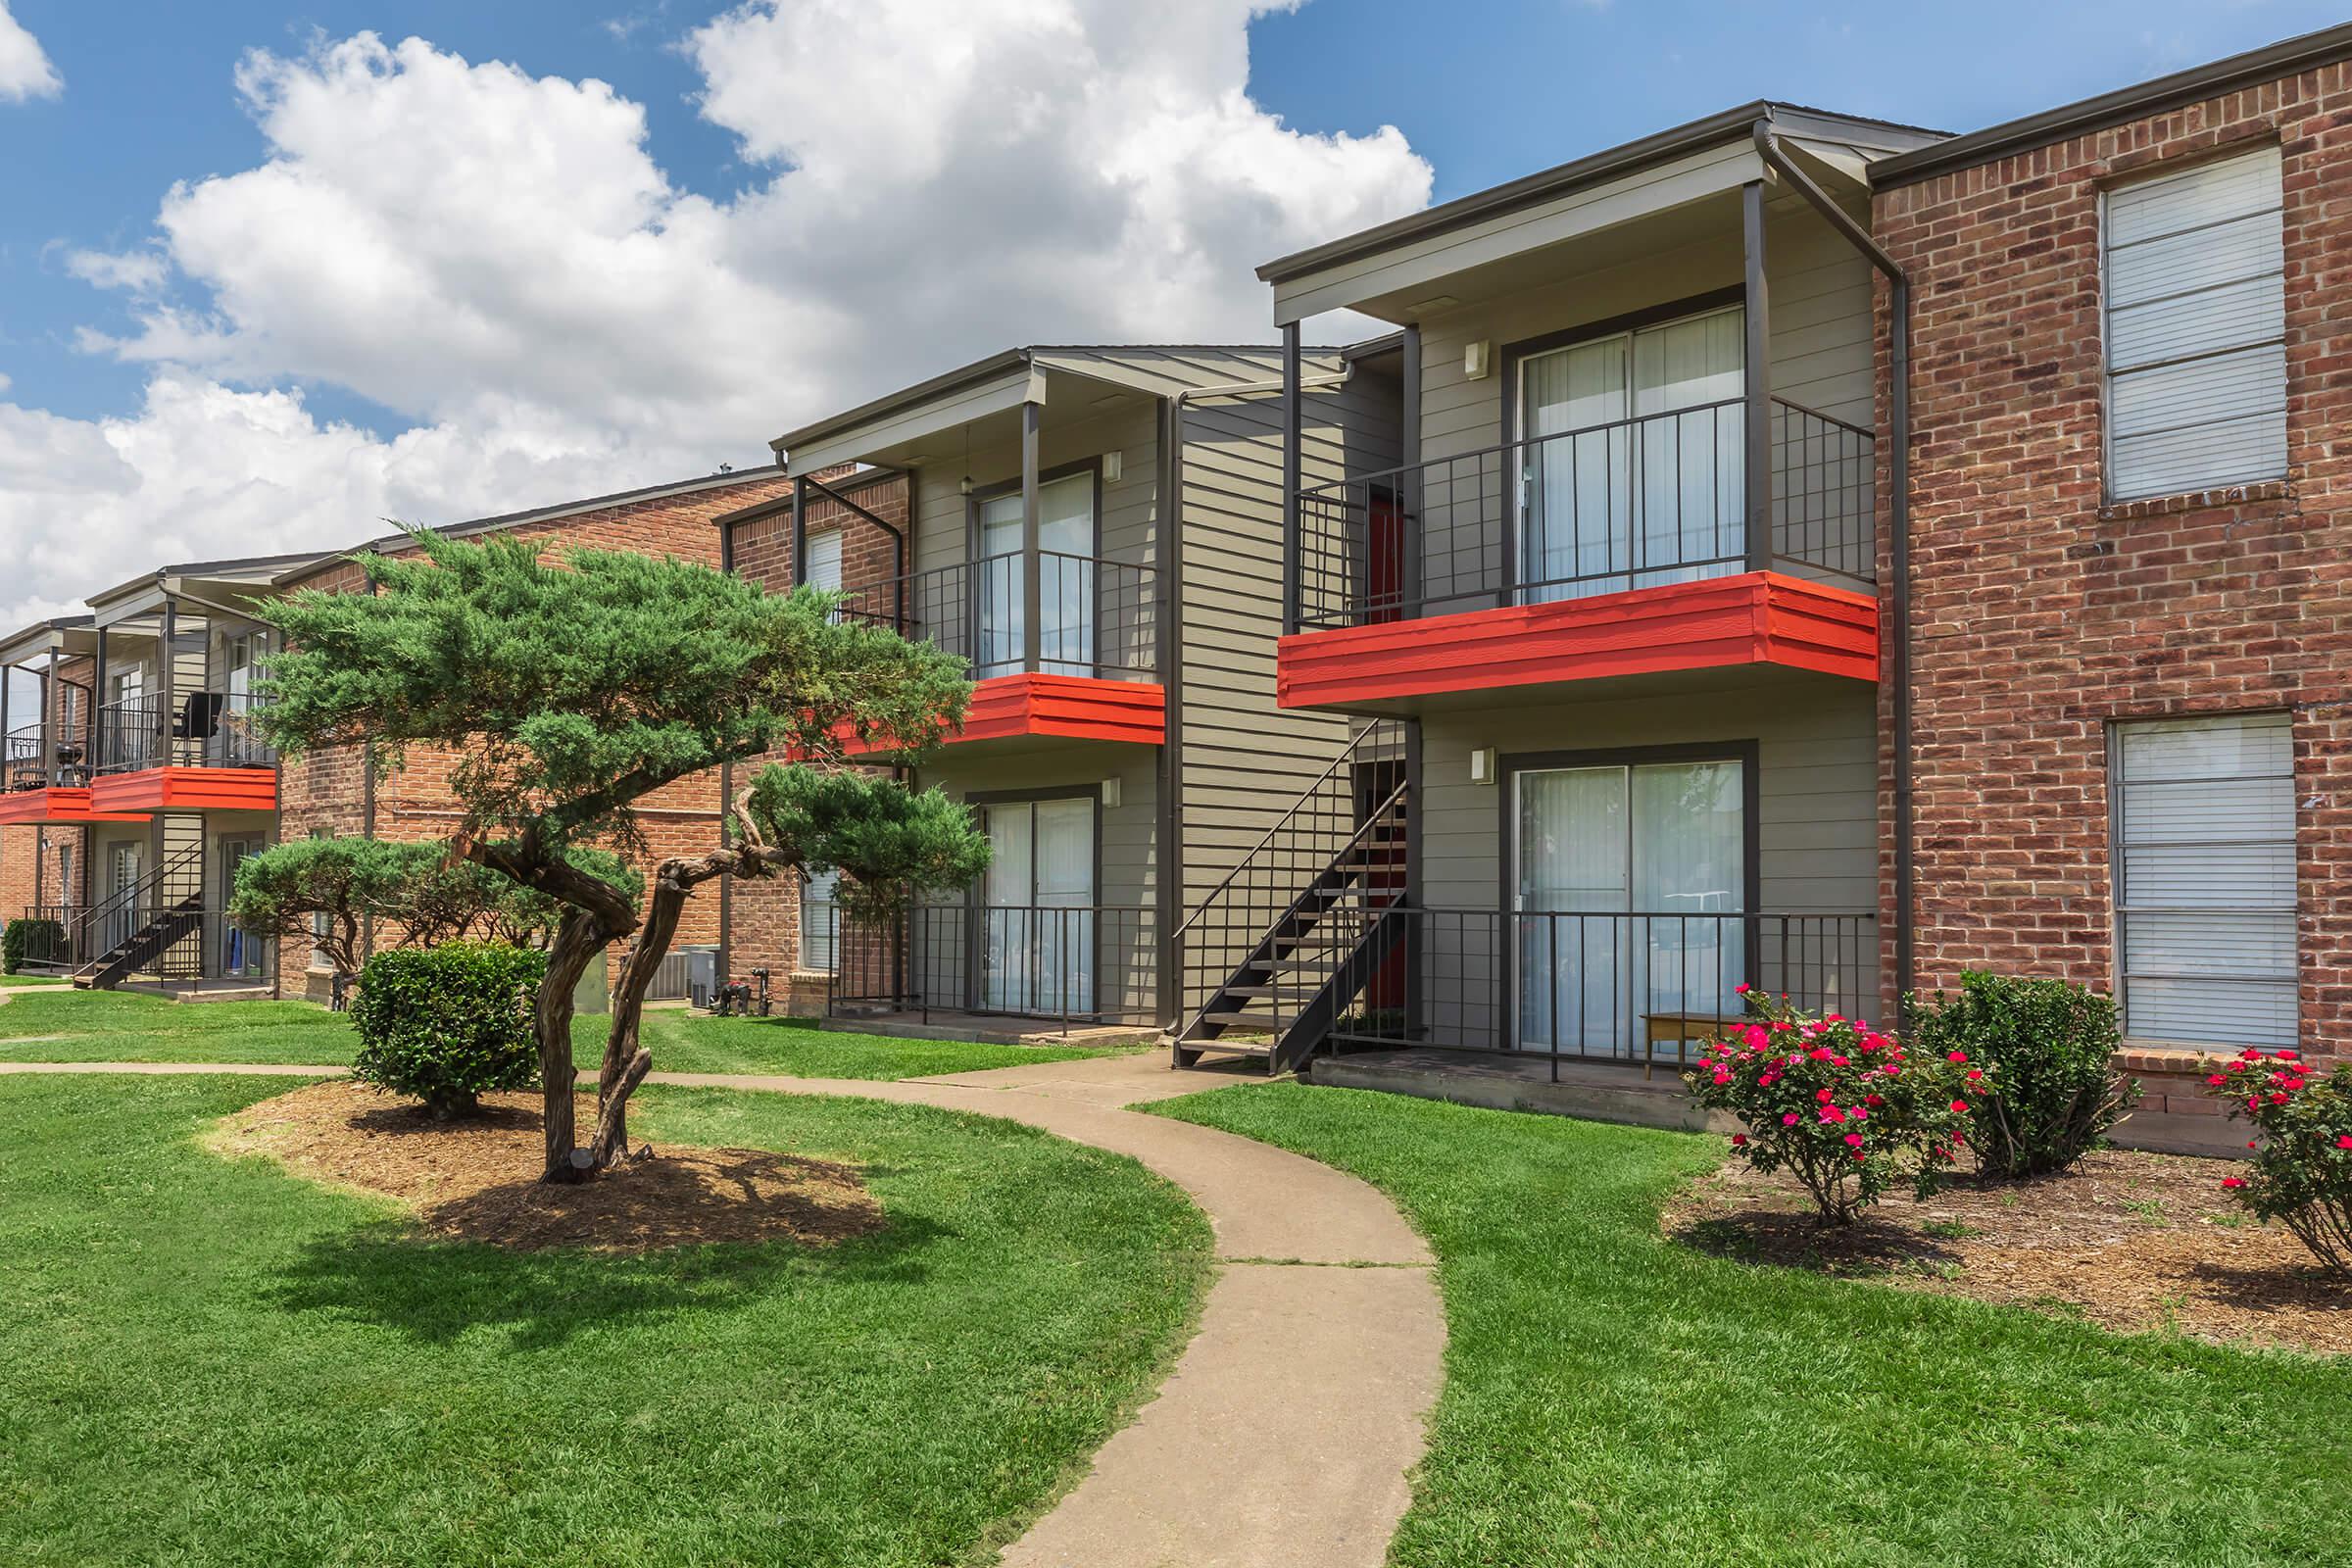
[{"left": 0, "top": 1052, "right": 1445, "bottom": 1568}]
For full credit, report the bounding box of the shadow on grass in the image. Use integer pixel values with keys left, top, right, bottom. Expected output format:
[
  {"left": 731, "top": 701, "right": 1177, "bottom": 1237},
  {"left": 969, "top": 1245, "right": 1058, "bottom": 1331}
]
[
  {"left": 266, "top": 1208, "right": 956, "bottom": 1351},
  {"left": 1673, "top": 1211, "right": 1964, "bottom": 1277}
]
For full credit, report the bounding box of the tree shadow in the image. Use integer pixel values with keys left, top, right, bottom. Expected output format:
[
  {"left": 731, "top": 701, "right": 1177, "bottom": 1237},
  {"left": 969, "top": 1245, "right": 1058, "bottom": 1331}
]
[
  {"left": 2184, "top": 1256, "right": 2352, "bottom": 1315},
  {"left": 1673, "top": 1210, "right": 1963, "bottom": 1278},
  {"left": 266, "top": 1206, "right": 956, "bottom": 1351}
]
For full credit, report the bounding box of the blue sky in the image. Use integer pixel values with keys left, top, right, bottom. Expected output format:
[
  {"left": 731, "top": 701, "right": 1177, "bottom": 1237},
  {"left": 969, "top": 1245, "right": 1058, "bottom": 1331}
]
[
  {"left": 5, "top": 1, "right": 2341, "bottom": 429},
  {"left": 0, "top": 0, "right": 2343, "bottom": 682}
]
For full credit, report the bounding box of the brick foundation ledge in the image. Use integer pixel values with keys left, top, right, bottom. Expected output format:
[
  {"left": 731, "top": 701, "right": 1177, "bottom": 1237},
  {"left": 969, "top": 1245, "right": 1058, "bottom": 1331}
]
[{"left": 2105, "top": 1046, "right": 2344, "bottom": 1159}]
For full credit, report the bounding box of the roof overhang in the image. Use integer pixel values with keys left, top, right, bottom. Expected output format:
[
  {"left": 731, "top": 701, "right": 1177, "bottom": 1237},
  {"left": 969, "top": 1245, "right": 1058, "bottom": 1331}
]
[
  {"left": 775, "top": 350, "right": 1194, "bottom": 473},
  {"left": 0, "top": 618, "right": 94, "bottom": 669},
  {"left": 1259, "top": 103, "right": 1943, "bottom": 327}
]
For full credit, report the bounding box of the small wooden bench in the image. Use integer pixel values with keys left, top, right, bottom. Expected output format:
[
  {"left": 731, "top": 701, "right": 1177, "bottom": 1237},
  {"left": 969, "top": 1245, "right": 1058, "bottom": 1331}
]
[{"left": 1641, "top": 1011, "right": 1744, "bottom": 1080}]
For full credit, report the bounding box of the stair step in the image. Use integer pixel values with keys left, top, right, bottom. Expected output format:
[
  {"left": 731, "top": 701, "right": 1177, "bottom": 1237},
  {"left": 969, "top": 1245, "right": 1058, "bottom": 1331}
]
[{"left": 1179, "top": 1039, "right": 1273, "bottom": 1059}]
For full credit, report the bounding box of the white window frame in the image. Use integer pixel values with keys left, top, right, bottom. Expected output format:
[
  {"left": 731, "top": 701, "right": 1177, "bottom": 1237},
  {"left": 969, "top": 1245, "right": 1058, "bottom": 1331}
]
[
  {"left": 2098, "top": 144, "right": 2287, "bottom": 504},
  {"left": 2109, "top": 710, "right": 2297, "bottom": 1047}
]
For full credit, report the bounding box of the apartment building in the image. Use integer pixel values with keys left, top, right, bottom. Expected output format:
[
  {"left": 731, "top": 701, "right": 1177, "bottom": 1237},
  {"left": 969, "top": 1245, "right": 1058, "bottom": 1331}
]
[
  {"left": 1173, "top": 23, "right": 2352, "bottom": 1150},
  {"left": 758, "top": 345, "right": 1393, "bottom": 1035},
  {"left": 1, "top": 468, "right": 798, "bottom": 999}
]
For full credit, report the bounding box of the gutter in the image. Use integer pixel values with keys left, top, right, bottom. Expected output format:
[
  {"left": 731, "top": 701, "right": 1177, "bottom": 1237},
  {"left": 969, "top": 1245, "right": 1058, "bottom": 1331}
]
[{"left": 1750, "top": 117, "right": 1917, "bottom": 1005}]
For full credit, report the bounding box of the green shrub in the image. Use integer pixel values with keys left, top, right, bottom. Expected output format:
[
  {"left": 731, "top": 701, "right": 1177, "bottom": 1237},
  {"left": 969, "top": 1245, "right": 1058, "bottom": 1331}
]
[
  {"left": 2207, "top": 1048, "right": 2352, "bottom": 1278},
  {"left": 1905, "top": 971, "right": 2133, "bottom": 1178},
  {"left": 2, "top": 916, "right": 66, "bottom": 975},
  {"left": 1686, "top": 990, "right": 1984, "bottom": 1225},
  {"left": 349, "top": 941, "right": 547, "bottom": 1117}
]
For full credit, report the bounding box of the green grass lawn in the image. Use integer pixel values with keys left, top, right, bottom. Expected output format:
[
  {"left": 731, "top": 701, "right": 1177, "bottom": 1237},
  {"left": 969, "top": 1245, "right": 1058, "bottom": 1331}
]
[
  {"left": 1155, "top": 1083, "right": 2352, "bottom": 1568},
  {"left": 0, "top": 974, "right": 71, "bottom": 986},
  {"left": 0, "top": 988, "right": 1125, "bottom": 1078},
  {"left": 0, "top": 1073, "right": 1209, "bottom": 1567}
]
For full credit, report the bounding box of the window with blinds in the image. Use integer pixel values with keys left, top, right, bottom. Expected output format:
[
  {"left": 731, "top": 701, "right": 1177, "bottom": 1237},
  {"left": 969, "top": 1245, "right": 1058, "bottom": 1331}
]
[
  {"left": 2101, "top": 145, "right": 2286, "bottom": 501},
  {"left": 805, "top": 529, "right": 844, "bottom": 593},
  {"left": 801, "top": 868, "right": 839, "bottom": 974},
  {"left": 2113, "top": 711, "right": 2296, "bottom": 1046}
]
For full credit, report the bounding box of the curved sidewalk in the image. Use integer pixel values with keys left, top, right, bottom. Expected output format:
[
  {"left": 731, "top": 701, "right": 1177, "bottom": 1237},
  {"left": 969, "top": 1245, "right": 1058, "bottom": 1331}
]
[{"left": 0, "top": 1053, "right": 1445, "bottom": 1568}]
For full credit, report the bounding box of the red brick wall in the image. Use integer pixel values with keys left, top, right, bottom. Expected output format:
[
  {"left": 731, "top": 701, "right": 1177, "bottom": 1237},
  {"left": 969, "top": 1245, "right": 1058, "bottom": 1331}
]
[
  {"left": 720, "top": 469, "right": 912, "bottom": 1003},
  {"left": 1876, "top": 66, "right": 2352, "bottom": 1066}
]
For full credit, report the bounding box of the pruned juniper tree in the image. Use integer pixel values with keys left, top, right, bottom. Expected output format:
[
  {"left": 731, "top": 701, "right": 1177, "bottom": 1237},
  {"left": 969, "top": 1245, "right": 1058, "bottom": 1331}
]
[
  {"left": 229, "top": 837, "right": 645, "bottom": 980},
  {"left": 259, "top": 526, "right": 985, "bottom": 1183}
]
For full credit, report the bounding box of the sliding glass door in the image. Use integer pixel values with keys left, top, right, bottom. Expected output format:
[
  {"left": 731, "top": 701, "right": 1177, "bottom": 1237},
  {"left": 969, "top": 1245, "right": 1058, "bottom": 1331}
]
[
  {"left": 1520, "top": 304, "right": 1745, "bottom": 602},
  {"left": 977, "top": 471, "right": 1097, "bottom": 678},
  {"left": 978, "top": 796, "right": 1095, "bottom": 1015},
  {"left": 1514, "top": 757, "right": 1745, "bottom": 1055}
]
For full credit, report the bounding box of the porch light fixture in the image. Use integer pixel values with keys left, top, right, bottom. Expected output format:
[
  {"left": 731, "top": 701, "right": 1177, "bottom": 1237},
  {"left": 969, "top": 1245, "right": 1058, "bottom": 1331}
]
[
  {"left": 1463, "top": 341, "right": 1492, "bottom": 380},
  {"left": 1102, "top": 450, "right": 1123, "bottom": 483},
  {"left": 1469, "top": 746, "right": 1496, "bottom": 785},
  {"left": 1100, "top": 777, "right": 1122, "bottom": 809},
  {"left": 958, "top": 476, "right": 974, "bottom": 496}
]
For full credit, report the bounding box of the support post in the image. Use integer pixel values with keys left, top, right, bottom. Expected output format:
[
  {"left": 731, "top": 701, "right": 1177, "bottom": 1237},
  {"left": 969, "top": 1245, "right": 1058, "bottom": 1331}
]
[
  {"left": 159, "top": 599, "right": 178, "bottom": 771},
  {"left": 1021, "top": 400, "right": 1042, "bottom": 672},
  {"left": 91, "top": 627, "right": 108, "bottom": 777},
  {"left": 1399, "top": 324, "right": 1424, "bottom": 616},
  {"left": 1280, "top": 322, "right": 1302, "bottom": 636},
  {"left": 790, "top": 474, "right": 808, "bottom": 587},
  {"left": 1742, "top": 177, "right": 1773, "bottom": 576}
]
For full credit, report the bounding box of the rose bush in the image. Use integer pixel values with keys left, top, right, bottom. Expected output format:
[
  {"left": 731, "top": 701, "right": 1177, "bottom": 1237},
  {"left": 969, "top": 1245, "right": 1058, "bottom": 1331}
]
[
  {"left": 1685, "top": 989, "right": 1985, "bottom": 1225},
  {"left": 2203, "top": 1047, "right": 2352, "bottom": 1279}
]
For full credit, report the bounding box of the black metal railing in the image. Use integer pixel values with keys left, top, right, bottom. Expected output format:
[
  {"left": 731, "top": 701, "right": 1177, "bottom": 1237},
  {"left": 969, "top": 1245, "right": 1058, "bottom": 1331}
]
[
  {"left": 1174, "top": 719, "right": 1408, "bottom": 1045},
  {"left": 827, "top": 901, "right": 1158, "bottom": 1030},
  {"left": 1319, "top": 907, "right": 1880, "bottom": 1075},
  {"left": 10, "top": 904, "right": 78, "bottom": 968},
  {"left": 834, "top": 551, "right": 1158, "bottom": 680},
  {"left": 1296, "top": 396, "right": 1875, "bottom": 629},
  {"left": 4, "top": 719, "right": 90, "bottom": 791},
  {"left": 92, "top": 904, "right": 270, "bottom": 985},
  {"left": 94, "top": 690, "right": 274, "bottom": 774}
]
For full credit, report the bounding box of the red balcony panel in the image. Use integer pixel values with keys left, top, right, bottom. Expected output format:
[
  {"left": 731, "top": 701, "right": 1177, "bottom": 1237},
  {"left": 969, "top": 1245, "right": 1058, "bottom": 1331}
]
[
  {"left": 0, "top": 788, "right": 150, "bottom": 825},
  {"left": 88, "top": 766, "right": 278, "bottom": 814},
  {"left": 1278, "top": 571, "right": 1878, "bottom": 710},
  {"left": 842, "top": 674, "right": 1165, "bottom": 758}
]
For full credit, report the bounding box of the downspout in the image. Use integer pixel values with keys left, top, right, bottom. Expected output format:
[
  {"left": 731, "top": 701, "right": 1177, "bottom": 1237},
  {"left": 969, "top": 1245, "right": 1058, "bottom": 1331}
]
[{"left": 1751, "top": 117, "right": 1915, "bottom": 1003}]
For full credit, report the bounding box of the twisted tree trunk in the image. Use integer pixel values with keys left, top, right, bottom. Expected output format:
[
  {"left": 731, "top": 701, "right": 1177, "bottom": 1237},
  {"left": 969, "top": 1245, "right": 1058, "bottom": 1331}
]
[
  {"left": 457, "top": 828, "right": 638, "bottom": 1184},
  {"left": 589, "top": 788, "right": 795, "bottom": 1168}
]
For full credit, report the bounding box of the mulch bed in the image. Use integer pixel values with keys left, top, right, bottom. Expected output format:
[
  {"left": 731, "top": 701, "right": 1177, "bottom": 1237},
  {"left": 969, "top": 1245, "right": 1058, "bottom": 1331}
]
[
  {"left": 213, "top": 1080, "right": 885, "bottom": 1254},
  {"left": 1665, "top": 1147, "right": 2350, "bottom": 1354}
]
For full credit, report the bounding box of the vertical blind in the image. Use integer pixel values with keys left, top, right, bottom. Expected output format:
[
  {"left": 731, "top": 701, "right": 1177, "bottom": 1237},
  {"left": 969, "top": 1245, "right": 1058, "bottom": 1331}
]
[
  {"left": 2102, "top": 145, "right": 2286, "bottom": 500},
  {"left": 2115, "top": 711, "right": 2296, "bottom": 1047}
]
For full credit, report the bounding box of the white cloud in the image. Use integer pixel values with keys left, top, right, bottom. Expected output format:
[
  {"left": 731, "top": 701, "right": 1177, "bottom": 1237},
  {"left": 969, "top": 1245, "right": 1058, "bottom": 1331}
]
[
  {"left": 0, "top": 0, "right": 61, "bottom": 102},
  {"left": 8, "top": 4, "right": 1431, "bottom": 630}
]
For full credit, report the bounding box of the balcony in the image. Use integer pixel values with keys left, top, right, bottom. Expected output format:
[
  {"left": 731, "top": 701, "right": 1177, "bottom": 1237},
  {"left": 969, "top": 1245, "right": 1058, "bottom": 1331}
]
[
  {"left": 1279, "top": 397, "right": 1880, "bottom": 712},
  {"left": 87, "top": 691, "right": 278, "bottom": 814},
  {"left": 0, "top": 719, "right": 146, "bottom": 824},
  {"left": 835, "top": 550, "right": 1165, "bottom": 751}
]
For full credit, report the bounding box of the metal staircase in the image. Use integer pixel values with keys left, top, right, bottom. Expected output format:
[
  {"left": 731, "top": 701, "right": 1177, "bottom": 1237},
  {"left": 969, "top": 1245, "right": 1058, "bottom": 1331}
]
[
  {"left": 1172, "top": 721, "right": 1411, "bottom": 1074},
  {"left": 70, "top": 846, "right": 206, "bottom": 991}
]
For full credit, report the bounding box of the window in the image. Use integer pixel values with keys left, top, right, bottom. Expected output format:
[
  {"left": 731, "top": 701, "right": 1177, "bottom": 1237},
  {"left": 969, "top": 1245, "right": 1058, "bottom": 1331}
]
[
  {"left": 2102, "top": 145, "right": 2286, "bottom": 500},
  {"left": 805, "top": 530, "right": 844, "bottom": 594},
  {"left": 2113, "top": 711, "right": 2296, "bottom": 1046},
  {"left": 801, "top": 867, "right": 839, "bottom": 974},
  {"left": 1519, "top": 303, "right": 1745, "bottom": 600}
]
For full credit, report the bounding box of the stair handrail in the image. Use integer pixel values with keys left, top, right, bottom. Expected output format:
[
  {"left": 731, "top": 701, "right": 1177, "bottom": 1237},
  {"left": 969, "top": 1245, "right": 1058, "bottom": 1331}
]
[
  {"left": 1176, "top": 772, "right": 1409, "bottom": 1045},
  {"left": 71, "top": 843, "right": 204, "bottom": 966},
  {"left": 1173, "top": 719, "right": 1396, "bottom": 940}
]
